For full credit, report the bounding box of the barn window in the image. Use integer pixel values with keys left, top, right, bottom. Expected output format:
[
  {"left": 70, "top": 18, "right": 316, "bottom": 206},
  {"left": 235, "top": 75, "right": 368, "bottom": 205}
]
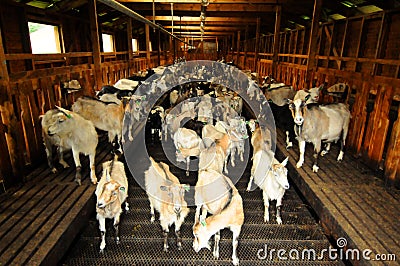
[
  {"left": 28, "top": 22, "right": 61, "bottom": 54},
  {"left": 102, "top": 33, "right": 114, "bottom": 52},
  {"left": 132, "top": 39, "right": 138, "bottom": 53}
]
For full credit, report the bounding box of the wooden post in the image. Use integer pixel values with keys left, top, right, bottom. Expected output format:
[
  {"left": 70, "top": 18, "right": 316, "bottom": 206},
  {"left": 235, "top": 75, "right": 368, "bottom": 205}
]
[
  {"left": 254, "top": 18, "right": 261, "bottom": 72},
  {"left": 0, "top": 21, "right": 9, "bottom": 83},
  {"left": 231, "top": 33, "right": 235, "bottom": 61},
  {"left": 272, "top": 5, "right": 281, "bottom": 78},
  {"left": 236, "top": 30, "right": 240, "bottom": 66},
  {"left": 145, "top": 24, "right": 151, "bottom": 67},
  {"left": 244, "top": 25, "right": 248, "bottom": 68},
  {"left": 305, "top": 0, "right": 323, "bottom": 89},
  {"left": 158, "top": 30, "right": 161, "bottom": 66},
  {"left": 88, "top": 0, "right": 101, "bottom": 94},
  {"left": 373, "top": 13, "right": 388, "bottom": 75},
  {"left": 127, "top": 18, "right": 133, "bottom": 61}
]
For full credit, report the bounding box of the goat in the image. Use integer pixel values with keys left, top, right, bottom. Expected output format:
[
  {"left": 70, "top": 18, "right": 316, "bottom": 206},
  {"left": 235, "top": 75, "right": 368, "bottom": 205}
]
[
  {"left": 40, "top": 109, "right": 70, "bottom": 173},
  {"left": 193, "top": 172, "right": 244, "bottom": 265},
  {"left": 173, "top": 128, "right": 204, "bottom": 176},
  {"left": 72, "top": 97, "right": 124, "bottom": 153},
  {"left": 251, "top": 150, "right": 289, "bottom": 224},
  {"left": 144, "top": 157, "right": 190, "bottom": 251},
  {"left": 42, "top": 107, "right": 98, "bottom": 185},
  {"left": 246, "top": 120, "right": 272, "bottom": 191},
  {"left": 288, "top": 99, "right": 351, "bottom": 172},
  {"left": 95, "top": 157, "right": 129, "bottom": 252}
]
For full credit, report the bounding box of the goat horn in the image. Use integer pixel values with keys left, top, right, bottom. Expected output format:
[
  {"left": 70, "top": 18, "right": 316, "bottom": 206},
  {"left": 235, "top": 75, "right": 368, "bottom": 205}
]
[{"left": 55, "top": 106, "right": 72, "bottom": 119}]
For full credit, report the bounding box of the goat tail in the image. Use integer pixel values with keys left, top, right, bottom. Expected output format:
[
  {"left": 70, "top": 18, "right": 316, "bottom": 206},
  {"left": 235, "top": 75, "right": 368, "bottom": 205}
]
[{"left": 221, "top": 174, "right": 239, "bottom": 196}]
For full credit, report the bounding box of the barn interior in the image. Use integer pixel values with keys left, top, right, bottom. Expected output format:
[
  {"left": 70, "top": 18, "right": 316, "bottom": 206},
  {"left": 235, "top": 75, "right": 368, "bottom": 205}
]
[{"left": 0, "top": 0, "right": 399, "bottom": 265}]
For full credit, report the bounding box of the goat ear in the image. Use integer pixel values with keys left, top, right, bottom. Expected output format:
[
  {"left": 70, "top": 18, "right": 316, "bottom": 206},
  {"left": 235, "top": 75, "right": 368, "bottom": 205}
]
[
  {"left": 39, "top": 114, "right": 44, "bottom": 120},
  {"left": 281, "top": 157, "right": 289, "bottom": 167}
]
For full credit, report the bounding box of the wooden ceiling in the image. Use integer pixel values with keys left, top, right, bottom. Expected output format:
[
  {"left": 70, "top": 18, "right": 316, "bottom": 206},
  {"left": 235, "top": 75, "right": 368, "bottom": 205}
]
[{"left": 12, "top": 0, "right": 400, "bottom": 39}]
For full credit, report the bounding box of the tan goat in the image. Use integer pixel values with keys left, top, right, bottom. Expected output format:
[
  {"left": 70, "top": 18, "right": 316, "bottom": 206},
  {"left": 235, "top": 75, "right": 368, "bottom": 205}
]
[
  {"left": 144, "top": 157, "right": 190, "bottom": 251},
  {"left": 193, "top": 171, "right": 244, "bottom": 265},
  {"left": 95, "top": 157, "right": 129, "bottom": 252}
]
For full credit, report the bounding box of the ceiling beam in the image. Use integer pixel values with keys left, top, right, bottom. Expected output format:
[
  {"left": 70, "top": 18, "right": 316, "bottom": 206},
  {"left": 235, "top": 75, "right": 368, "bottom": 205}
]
[
  {"left": 164, "top": 25, "right": 247, "bottom": 30},
  {"left": 119, "top": 0, "right": 285, "bottom": 3},
  {"left": 146, "top": 16, "right": 257, "bottom": 23},
  {"left": 124, "top": 3, "right": 278, "bottom": 12}
]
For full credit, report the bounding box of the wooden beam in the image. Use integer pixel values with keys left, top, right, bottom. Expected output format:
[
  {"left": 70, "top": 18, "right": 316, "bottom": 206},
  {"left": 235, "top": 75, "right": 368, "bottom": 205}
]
[
  {"left": 164, "top": 25, "right": 246, "bottom": 31},
  {"left": 145, "top": 24, "right": 151, "bottom": 62},
  {"left": 146, "top": 16, "right": 257, "bottom": 23},
  {"left": 272, "top": 5, "right": 281, "bottom": 78},
  {"left": 126, "top": 3, "right": 277, "bottom": 12},
  {"left": 236, "top": 30, "right": 241, "bottom": 65},
  {"left": 127, "top": 18, "right": 133, "bottom": 60},
  {"left": 305, "top": 0, "right": 323, "bottom": 88},
  {"left": 120, "top": 0, "right": 284, "bottom": 3},
  {"left": 88, "top": 0, "right": 102, "bottom": 94},
  {"left": 0, "top": 19, "right": 9, "bottom": 82},
  {"left": 254, "top": 17, "right": 260, "bottom": 72}
]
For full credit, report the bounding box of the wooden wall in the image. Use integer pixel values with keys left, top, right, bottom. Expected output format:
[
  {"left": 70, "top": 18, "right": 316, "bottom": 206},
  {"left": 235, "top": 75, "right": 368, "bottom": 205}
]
[
  {"left": 233, "top": 10, "right": 400, "bottom": 186},
  {"left": 0, "top": 1, "right": 170, "bottom": 189}
]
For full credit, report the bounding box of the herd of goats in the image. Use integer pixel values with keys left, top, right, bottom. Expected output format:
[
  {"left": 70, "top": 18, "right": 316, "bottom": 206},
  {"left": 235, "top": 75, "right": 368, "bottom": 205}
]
[{"left": 39, "top": 60, "right": 351, "bottom": 265}]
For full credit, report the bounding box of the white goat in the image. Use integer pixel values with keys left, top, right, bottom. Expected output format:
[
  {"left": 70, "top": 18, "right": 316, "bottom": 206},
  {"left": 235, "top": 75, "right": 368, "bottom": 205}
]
[
  {"left": 193, "top": 172, "right": 244, "bottom": 265},
  {"left": 252, "top": 150, "right": 289, "bottom": 224},
  {"left": 173, "top": 128, "right": 204, "bottom": 176},
  {"left": 43, "top": 107, "right": 98, "bottom": 185},
  {"left": 72, "top": 97, "right": 124, "bottom": 152},
  {"left": 246, "top": 121, "right": 272, "bottom": 191},
  {"left": 288, "top": 99, "right": 351, "bottom": 172},
  {"left": 144, "top": 157, "right": 190, "bottom": 251},
  {"left": 95, "top": 157, "right": 129, "bottom": 252}
]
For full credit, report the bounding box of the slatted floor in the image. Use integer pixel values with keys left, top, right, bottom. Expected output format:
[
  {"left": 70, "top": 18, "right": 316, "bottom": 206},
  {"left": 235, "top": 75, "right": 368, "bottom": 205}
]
[
  {"left": 274, "top": 129, "right": 400, "bottom": 265},
  {"left": 60, "top": 132, "right": 342, "bottom": 265},
  {"left": 0, "top": 136, "right": 114, "bottom": 266}
]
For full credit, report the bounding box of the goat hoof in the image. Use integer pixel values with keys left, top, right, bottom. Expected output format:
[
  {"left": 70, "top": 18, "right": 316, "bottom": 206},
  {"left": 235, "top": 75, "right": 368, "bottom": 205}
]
[
  {"left": 312, "top": 165, "right": 319, "bottom": 172},
  {"left": 75, "top": 178, "right": 82, "bottom": 186},
  {"left": 276, "top": 217, "right": 282, "bottom": 225},
  {"left": 99, "top": 249, "right": 104, "bottom": 254},
  {"left": 51, "top": 168, "right": 57, "bottom": 174},
  {"left": 296, "top": 161, "right": 303, "bottom": 168}
]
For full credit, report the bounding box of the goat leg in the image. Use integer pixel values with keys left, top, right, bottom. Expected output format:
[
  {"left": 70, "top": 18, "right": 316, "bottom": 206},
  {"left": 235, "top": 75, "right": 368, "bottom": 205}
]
[
  {"left": 231, "top": 227, "right": 241, "bottom": 266},
  {"left": 276, "top": 205, "right": 282, "bottom": 225},
  {"left": 98, "top": 216, "right": 106, "bottom": 253},
  {"left": 175, "top": 230, "right": 182, "bottom": 250},
  {"left": 246, "top": 175, "right": 253, "bottom": 192},
  {"left": 163, "top": 230, "right": 169, "bottom": 252},
  {"left": 312, "top": 141, "right": 321, "bottom": 173},
  {"left": 75, "top": 166, "right": 82, "bottom": 186},
  {"left": 114, "top": 214, "right": 121, "bottom": 244},
  {"left": 263, "top": 191, "right": 270, "bottom": 223},
  {"left": 213, "top": 231, "right": 220, "bottom": 259}
]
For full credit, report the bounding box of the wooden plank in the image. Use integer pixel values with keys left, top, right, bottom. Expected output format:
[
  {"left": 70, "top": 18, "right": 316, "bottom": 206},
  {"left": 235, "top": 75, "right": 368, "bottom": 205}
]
[
  {"left": 385, "top": 106, "right": 400, "bottom": 184},
  {"left": 363, "top": 85, "right": 394, "bottom": 166},
  {"left": 348, "top": 81, "right": 369, "bottom": 154}
]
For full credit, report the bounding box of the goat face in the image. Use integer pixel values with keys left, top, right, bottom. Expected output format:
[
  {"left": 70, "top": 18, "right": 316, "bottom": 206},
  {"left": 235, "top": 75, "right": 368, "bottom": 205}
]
[
  {"left": 288, "top": 99, "right": 306, "bottom": 126},
  {"left": 97, "top": 180, "right": 123, "bottom": 209},
  {"left": 46, "top": 112, "right": 70, "bottom": 136},
  {"left": 160, "top": 184, "right": 188, "bottom": 217},
  {"left": 192, "top": 222, "right": 212, "bottom": 252},
  {"left": 272, "top": 157, "right": 289, "bottom": 190}
]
